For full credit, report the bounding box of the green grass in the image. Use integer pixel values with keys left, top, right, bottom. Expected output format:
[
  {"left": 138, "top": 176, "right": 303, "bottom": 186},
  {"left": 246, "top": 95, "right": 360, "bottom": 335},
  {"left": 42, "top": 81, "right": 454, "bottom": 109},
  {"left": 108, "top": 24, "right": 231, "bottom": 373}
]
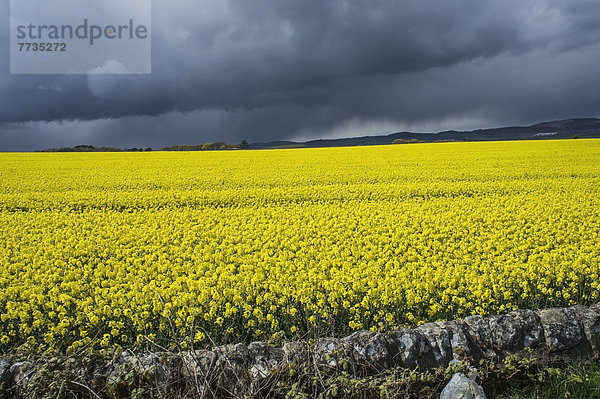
[{"left": 492, "top": 362, "right": 600, "bottom": 399}]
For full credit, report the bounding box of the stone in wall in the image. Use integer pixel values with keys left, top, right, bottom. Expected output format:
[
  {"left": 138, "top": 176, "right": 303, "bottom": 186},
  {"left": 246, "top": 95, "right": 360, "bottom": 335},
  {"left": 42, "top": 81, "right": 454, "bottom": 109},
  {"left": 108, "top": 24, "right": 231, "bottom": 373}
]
[{"left": 0, "top": 358, "right": 12, "bottom": 399}]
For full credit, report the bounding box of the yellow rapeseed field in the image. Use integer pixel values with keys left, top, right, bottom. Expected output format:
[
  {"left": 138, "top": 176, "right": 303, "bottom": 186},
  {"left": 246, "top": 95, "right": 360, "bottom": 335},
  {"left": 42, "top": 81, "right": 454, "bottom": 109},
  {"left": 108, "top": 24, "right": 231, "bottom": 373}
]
[{"left": 1, "top": 140, "right": 599, "bottom": 353}]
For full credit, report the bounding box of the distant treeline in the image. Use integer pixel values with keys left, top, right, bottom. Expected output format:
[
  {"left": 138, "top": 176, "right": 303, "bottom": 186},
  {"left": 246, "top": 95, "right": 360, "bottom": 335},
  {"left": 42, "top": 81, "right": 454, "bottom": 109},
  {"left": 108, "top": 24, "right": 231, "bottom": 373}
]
[
  {"left": 162, "top": 140, "right": 250, "bottom": 151},
  {"left": 39, "top": 141, "right": 252, "bottom": 153},
  {"left": 392, "top": 138, "right": 425, "bottom": 144},
  {"left": 38, "top": 145, "right": 152, "bottom": 152}
]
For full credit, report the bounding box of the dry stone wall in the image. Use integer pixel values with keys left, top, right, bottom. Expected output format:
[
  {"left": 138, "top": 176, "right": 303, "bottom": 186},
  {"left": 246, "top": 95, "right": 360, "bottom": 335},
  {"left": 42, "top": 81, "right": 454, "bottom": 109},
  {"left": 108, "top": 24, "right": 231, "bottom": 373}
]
[{"left": 1, "top": 303, "right": 599, "bottom": 398}]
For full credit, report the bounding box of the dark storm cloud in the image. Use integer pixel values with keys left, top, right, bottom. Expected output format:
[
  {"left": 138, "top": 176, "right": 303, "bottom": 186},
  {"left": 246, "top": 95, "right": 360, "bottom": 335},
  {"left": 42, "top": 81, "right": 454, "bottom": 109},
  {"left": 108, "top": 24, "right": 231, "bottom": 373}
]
[{"left": 2, "top": 0, "right": 600, "bottom": 150}]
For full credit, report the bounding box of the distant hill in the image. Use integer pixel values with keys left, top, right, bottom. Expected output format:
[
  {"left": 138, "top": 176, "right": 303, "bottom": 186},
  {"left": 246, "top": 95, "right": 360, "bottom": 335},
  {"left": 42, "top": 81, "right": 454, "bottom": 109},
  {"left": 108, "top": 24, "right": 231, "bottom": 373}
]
[
  {"left": 250, "top": 118, "right": 600, "bottom": 149},
  {"left": 36, "top": 118, "right": 600, "bottom": 153}
]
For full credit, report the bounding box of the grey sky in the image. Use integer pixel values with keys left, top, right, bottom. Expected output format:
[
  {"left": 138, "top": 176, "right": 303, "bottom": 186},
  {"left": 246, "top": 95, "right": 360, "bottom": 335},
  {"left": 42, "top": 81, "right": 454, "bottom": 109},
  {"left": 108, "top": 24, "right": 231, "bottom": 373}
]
[{"left": 2, "top": 0, "right": 600, "bottom": 151}]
